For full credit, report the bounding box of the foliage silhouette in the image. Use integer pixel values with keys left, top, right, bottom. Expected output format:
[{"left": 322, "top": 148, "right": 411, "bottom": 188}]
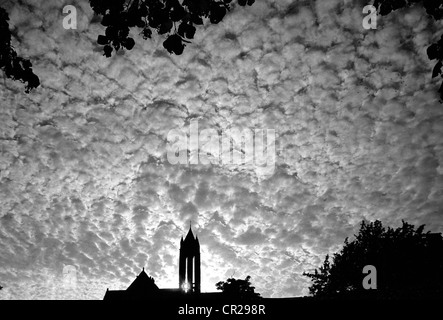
[
  {"left": 303, "top": 220, "right": 443, "bottom": 299},
  {"left": 372, "top": 0, "right": 443, "bottom": 101},
  {"left": 2, "top": 0, "right": 442, "bottom": 98},
  {"left": 216, "top": 275, "right": 261, "bottom": 300},
  {"left": 89, "top": 0, "right": 255, "bottom": 57},
  {"left": 0, "top": 6, "right": 40, "bottom": 93}
]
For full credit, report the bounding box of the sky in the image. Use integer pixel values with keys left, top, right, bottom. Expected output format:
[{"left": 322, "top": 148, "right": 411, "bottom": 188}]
[{"left": 0, "top": 0, "right": 443, "bottom": 299}]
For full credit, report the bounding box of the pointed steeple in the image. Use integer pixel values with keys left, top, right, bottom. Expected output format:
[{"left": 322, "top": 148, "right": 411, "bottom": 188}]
[
  {"left": 184, "top": 222, "right": 196, "bottom": 243},
  {"left": 186, "top": 225, "right": 193, "bottom": 238},
  {"left": 179, "top": 222, "right": 201, "bottom": 294}
]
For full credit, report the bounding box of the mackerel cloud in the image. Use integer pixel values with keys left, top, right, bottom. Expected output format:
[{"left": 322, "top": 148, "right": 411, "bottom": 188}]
[{"left": 0, "top": 0, "right": 443, "bottom": 299}]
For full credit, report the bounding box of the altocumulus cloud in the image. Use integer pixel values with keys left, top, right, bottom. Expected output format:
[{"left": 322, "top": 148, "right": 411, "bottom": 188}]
[{"left": 0, "top": 0, "right": 443, "bottom": 299}]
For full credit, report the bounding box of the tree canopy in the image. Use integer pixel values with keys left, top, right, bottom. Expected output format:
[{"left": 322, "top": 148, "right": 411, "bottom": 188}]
[
  {"left": 90, "top": 0, "right": 255, "bottom": 57},
  {"left": 216, "top": 275, "right": 261, "bottom": 299},
  {"left": 2, "top": 0, "right": 443, "bottom": 97},
  {"left": 0, "top": 0, "right": 255, "bottom": 92},
  {"left": 303, "top": 220, "right": 443, "bottom": 299}
]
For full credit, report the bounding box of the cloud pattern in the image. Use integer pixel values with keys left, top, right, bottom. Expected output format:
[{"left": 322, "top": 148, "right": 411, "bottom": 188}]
[{"left": 0, "top": 0, "right": 443, "bottom": 299}]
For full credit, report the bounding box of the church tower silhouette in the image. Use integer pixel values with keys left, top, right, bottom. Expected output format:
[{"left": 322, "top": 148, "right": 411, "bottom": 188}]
[
  {"left": 179, "top": 224, "right": 201, "bottom": 293},
  {"left": 105, "top": 224, "right": 213, "bottom": 300}
]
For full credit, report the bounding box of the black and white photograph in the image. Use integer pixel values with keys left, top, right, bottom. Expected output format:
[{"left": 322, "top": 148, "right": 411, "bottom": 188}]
[{"left": 0, "top": 0, "right": 442, "bottom": 315}]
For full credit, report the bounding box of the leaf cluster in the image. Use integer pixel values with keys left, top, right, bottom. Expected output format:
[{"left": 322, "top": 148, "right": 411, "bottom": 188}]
[
  {"left": 90, "top": 0, "right": 255, "bottom": 56},
  {"left": 373, "top": 0, "right": 443, "bottom": 100},
  {"left": 0, "top": 7, "right": 39, "bottom": 93}
]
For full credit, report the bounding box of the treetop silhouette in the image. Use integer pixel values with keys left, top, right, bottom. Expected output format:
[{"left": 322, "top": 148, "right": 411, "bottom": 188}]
[
  {"left": 216, "top": 275, "right": 261, "bottom": 300},
  {"left": 303, "top": 220, "right": 443, "bottom": 299}
]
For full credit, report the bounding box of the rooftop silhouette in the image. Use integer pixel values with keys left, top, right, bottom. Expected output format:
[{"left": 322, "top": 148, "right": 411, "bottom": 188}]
[
  {"left": 104, "top": 220, "right": 443, "bottom": 301},
  {"left": 104, "top": 225, "right": 221, "bottom": 300}
]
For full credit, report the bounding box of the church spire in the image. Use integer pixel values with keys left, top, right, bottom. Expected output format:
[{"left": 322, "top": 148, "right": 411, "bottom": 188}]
[
  {"left": 184, "top": 222, "right": 195, "bottom": 242},
  {"left": 179, "top": 222, "right": 200, "bottom": 294}
]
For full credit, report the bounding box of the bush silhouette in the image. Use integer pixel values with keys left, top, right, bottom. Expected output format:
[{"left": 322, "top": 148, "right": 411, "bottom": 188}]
[
  {"left": 216, "top": 275, "right": 261, "bottom": 300},
  {"left": 303, "top": 220, "right": 443, "bottom": 299}
]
